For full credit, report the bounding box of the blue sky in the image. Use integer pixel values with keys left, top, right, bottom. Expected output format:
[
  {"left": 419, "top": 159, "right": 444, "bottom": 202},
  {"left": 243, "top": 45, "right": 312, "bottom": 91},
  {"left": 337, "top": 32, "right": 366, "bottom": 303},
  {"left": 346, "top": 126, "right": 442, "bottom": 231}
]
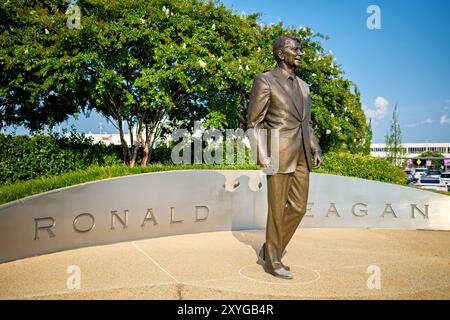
[
  {"left": 220, "top": 0, "right": 450, "bottom": 142},
  {"left": 8, "top": 0, "right": 450, "bottom": 143}
]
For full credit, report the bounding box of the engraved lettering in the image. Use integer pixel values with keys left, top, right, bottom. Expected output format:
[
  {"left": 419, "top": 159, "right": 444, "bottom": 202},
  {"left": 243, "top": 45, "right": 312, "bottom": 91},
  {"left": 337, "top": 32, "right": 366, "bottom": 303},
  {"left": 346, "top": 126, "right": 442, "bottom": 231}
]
[
  {"left": 195, "top": 206, "right": 209, "bottom": 222},
  {"left": 111, "top": 210, "right": 129, "bottom": 230},
  {"left": 73, "top": 213, "right": 95, "bottom": 233},
  {"left": 305, "top": 202, "right": 314, "bottom": 217},
  {"left": 352, "top": 203, "right": 368, "bottom": 217},
  {"left": 170, "top": 207, "right": 183, "bottom": 224},
  {"left": 411, "top": 204, "right": 429, "bottom": 219},
  {"left": 141, "top": 208, "right": 158, "bottom": 227},
  {"left": 380, "top": 203, "right": 398, "bottom": 218},
  {"left": 34, "top": 217, "right": 56, "bottom": 240},
  {"left": 326, "top": 203, "right": 341, "bottom": 218}
]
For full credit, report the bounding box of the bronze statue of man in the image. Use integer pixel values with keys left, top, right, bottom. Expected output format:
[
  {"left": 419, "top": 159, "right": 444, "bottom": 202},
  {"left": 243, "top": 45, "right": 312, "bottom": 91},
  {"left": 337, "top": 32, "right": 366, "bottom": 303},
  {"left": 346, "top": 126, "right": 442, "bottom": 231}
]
[{"left": 247, "top": 35, "right": 322, "bottom": 279}]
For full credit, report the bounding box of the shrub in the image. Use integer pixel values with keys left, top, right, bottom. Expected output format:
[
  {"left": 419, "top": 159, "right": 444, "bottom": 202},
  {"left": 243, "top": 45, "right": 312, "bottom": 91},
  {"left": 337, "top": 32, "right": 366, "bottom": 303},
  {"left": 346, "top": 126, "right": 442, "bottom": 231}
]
[
  {"left": 0, "top": 133, "right": 122, "bottom": 184},
  {"left": 150, "top": 143, "right": 173, "bottom": 164},
  {"left": 315, "top": 151, "right": 407, "bottom": 185},
  {"left": 0, "top": 162, "right": 260, "bottom": 204}
]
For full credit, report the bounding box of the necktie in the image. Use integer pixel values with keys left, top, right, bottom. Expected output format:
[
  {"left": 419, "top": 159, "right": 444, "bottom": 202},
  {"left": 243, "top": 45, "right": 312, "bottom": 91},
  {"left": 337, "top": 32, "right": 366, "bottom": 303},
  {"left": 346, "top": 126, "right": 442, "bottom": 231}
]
[
  {"left": 289, "top": 75, "right": 303, "bottom": 119},
  {"left": 288, "top": 75, "right": 295, "bottom": 91}
]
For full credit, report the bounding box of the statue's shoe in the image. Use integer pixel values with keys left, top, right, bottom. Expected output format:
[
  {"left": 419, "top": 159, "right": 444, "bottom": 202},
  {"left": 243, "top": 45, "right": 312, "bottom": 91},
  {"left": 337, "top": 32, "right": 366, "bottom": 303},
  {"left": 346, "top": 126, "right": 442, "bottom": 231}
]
[
  {"left": 269, "top": 267, "right": 293, "bottom": 280},
  {"left": 259, "top": 243, "right": 290, "bottom": 271}
]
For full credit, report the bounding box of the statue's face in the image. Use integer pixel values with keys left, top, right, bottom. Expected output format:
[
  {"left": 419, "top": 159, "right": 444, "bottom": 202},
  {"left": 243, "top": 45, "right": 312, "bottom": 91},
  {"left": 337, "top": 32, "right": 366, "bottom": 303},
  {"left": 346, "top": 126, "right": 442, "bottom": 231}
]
[{"left": 281, "top": 39, "right": 301, "bottom": 68}]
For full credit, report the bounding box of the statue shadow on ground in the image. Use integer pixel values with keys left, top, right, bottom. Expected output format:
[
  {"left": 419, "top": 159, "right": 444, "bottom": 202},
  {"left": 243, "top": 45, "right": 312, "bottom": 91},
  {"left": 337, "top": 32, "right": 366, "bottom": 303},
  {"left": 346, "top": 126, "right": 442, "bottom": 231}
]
[
  {"left": 227, "top": 174, "right": 291, "bottom": 270},
  {"left": 231, "top": 230, "right": 266, "bottom": 268},
  {"left": 221, "top": 172, "right": 268, "bottom": 268}
]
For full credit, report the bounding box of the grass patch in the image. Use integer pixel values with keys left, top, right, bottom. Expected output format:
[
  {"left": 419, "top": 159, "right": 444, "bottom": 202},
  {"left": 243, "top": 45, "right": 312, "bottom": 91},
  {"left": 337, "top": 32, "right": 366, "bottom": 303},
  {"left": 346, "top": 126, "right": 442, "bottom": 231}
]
[
  {"left": 0, "top": 163, "right": 259, "bottom": 205},
  {"left": 421, "top": 189, "right": 450, "bottom": 196},
  {"left": 2, "top": 161, "right": 448, "bottom": 205}
]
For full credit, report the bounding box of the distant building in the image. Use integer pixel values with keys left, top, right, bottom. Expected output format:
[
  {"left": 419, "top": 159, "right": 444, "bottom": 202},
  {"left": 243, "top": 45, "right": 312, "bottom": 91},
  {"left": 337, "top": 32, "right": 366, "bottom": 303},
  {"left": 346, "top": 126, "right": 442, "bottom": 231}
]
[
  {"left": 84, "top": 133, "right": 450, "bottom": 160},
  {"left": 84, "top": 132, "right": 166, "bottom": 147},
  {"left": 370, "top": 142, "right": 450, "bottom": 159},
  {"left": 84, "top": 133, "right": 130, "bottom": 146}
]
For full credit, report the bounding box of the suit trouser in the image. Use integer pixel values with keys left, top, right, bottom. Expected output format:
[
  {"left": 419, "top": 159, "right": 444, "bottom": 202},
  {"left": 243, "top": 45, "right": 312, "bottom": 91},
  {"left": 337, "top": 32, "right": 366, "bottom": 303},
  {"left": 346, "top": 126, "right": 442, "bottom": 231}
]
[{"left": 264, "top": 141, "right": 310, "bottom": 271}]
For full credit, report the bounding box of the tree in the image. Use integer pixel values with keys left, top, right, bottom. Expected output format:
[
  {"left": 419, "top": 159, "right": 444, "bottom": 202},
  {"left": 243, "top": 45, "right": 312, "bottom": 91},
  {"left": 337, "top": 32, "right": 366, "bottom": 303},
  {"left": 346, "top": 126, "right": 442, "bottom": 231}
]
[
  {"left": 158, "top": 21, "right": 373, "bottom": 155},
  {"left": 1, "top": 0, "right": 373, "bottom": 165},
  {"left": 0, "top": 0, "right": 88, "bottom": 131},
  {"left": 66, "top": 0, "right": 266, "bottom": 165},
  {"left": 385, "top": 104, "right": 405, "bottom": 166},
  {"left": 418, "top": 150, "right": 445, "bottom": 167}
]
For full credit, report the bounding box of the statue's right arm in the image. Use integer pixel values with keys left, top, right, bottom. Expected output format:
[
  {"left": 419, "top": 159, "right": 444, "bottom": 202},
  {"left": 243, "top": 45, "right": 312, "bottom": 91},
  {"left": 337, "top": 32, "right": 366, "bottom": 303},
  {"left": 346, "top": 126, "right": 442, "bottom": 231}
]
[{"left": 247, "top": 75, "right": 271, "bottom": 166}]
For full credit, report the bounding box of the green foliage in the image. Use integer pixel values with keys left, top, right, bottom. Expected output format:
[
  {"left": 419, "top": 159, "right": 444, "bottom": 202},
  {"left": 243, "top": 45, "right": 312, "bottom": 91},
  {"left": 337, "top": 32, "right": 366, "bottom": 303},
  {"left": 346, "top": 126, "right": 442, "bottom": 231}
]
[
  {"left": 315, "top": 151, "right": 407, "bottom": 185},
  {"left": 417, "top": 150, "right": 445, "bottom": 167},
  {"left": 0, "top": 133, "right": 122, "bottom": 184},
  {"left": 1, "top": 150, "right": 431, "bottom": 205},
  {"left": 0, "top": 162, "right": 259, "bottom": 205},
  {"left": 1, "top": 0, "right": 372, "bottom": 163},
  {"left": 418, "top": 151, "right": 445, "bottom": 158},
  {"left": 385, "top": 104, "right": 405, "bottom": 166},
  {"left": 0, "top": 0, "right": 89, "bottom": 130}
]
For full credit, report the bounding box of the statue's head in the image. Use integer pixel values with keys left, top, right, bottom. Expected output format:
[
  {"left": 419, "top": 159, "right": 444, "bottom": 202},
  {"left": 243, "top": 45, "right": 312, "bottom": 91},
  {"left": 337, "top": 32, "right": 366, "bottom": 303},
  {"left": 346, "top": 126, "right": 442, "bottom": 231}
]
[{"left": 273, "top": 35, "right": 302, "bottom": 68}]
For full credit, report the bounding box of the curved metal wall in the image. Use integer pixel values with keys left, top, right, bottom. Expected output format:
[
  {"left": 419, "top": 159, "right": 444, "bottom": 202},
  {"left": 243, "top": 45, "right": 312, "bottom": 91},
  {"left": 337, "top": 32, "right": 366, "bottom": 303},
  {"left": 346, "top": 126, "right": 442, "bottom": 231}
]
[{"left": 1, "top": 170, "right": 448, "bottom": 263}]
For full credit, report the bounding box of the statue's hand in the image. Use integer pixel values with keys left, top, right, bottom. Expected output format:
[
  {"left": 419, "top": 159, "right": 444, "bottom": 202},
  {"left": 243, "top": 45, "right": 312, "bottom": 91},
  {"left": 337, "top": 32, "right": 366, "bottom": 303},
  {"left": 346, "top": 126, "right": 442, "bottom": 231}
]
[
  {"left": 261, "top": 157, "right": 271, "bottom": 170},
  {"left": 312, "top": 152, "right": 322, "bottom": 169},
  {"left": 261, "top": 157, "right": 277, "bottom": 175}
]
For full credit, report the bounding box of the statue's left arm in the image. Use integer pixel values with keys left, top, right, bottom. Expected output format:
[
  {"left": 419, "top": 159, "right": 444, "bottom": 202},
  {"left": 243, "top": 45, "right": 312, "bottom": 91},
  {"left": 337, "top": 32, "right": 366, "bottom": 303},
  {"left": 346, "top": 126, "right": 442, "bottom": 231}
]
[{"left": 307, "top": 93, "right": 323, "bottom": 169}]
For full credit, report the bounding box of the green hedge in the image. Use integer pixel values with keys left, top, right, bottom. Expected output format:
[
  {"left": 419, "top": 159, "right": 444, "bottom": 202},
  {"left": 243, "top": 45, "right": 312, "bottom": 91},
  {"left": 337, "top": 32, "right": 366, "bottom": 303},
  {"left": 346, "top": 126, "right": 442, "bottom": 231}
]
[
  {"left": 0, "top": 136, "right": 410, "bottom": 203},
  {"left": 0, "top": 163, "right": 259, "bottom": 205},
  {"left": 0, "top": 133, "right": 122, "bottom": 184},
  {"left": 315, "top": 151, "right": 407, "bottom": 185}
]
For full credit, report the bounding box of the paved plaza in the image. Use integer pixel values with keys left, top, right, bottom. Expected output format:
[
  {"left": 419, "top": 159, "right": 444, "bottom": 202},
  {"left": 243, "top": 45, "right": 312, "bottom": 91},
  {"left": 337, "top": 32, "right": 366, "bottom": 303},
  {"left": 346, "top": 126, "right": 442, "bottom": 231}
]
[{"left": 1, "top": 229, "right": 449, "bottom": 299}]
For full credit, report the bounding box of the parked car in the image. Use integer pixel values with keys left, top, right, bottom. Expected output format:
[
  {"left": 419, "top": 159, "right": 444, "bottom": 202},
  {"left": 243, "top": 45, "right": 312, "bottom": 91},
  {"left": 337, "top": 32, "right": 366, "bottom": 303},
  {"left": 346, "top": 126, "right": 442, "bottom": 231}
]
[
  {"left": 426, "top": 169, "right": 442, "bottom": 178},
  {"left": 415, "top": 176, "right": 448, "bottom": 192},
  {"left": 413, "top": 168, "right": 427, "bottom": 181},
  {"left": 404, "top": 170, "right": 414, "bottom": 184},
  {"left": 441, "top": 172, "right": 450, "bottom": 191}
]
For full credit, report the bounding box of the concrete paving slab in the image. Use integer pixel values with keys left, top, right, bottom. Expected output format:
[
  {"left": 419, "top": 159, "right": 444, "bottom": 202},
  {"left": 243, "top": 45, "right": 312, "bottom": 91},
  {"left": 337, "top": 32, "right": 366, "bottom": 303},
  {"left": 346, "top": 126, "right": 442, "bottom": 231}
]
[
  {"left": 0, "top": 242, "right": 177, "bottom": 299},
  {"left": 0, "top": 229, "right": 449, "bottom": 299}
]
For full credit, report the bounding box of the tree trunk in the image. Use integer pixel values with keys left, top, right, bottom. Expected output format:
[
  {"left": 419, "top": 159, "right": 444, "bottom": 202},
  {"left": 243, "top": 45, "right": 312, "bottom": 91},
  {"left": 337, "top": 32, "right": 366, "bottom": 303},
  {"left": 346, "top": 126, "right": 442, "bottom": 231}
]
[
  {"left": 128, "top": 121, "right": 134, "bottom": 150},
  {"left": 141, "top": 124, "right": 153, "bottom": 166},
  {"left": 129, "top": 123, "right": 137, "bottom": 167},
  {"left": 141, "top": 109, "right": 164, "bottom": 166},
  {"left": 118, "top": 118, "right": 131, "bottom": 165},
  {"left": 131, "top": 113, "right": 147, "bottom": 167}
]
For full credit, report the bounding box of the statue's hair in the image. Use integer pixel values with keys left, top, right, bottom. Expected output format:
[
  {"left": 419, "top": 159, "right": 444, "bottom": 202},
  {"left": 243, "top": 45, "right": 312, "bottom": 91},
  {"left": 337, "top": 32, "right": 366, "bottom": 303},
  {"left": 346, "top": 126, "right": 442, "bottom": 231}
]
[{"left": 273, "top": 35, "right": 301, "bottom": 64}]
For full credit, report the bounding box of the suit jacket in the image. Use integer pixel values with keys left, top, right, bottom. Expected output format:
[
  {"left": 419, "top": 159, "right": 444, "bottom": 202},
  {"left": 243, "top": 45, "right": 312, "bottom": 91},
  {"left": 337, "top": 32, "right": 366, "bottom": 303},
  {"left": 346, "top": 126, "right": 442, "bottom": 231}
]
[{"left": 247, "top": 67, "right": 321, "bottom": 173}]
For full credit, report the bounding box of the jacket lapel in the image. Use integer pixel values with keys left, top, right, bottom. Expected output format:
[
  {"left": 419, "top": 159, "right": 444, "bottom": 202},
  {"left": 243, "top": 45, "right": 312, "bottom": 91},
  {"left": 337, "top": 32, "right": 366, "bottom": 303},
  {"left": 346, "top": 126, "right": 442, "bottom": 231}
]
[{"left": 271, "top": 69, "right": 303, "bottom": 120}]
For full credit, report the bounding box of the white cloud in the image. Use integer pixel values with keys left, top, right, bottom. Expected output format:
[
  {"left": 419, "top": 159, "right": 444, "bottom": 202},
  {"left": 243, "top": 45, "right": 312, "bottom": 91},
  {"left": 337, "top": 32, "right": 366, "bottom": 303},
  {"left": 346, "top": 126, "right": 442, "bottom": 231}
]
[
  {"left": 446, "top": 99, "right": 450, "bottom": 104},
  {"left": 363, "top": 96, "right": 389, "bottom": 120},
  {"left": 374, "top": 96, "right": 389, "bottom": 108},
  {"left": 440, "top": 115, "right": 450, "bottom": 125},
  {"left": 404, "top": 117, "right": 435, "bottom": 128}
]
